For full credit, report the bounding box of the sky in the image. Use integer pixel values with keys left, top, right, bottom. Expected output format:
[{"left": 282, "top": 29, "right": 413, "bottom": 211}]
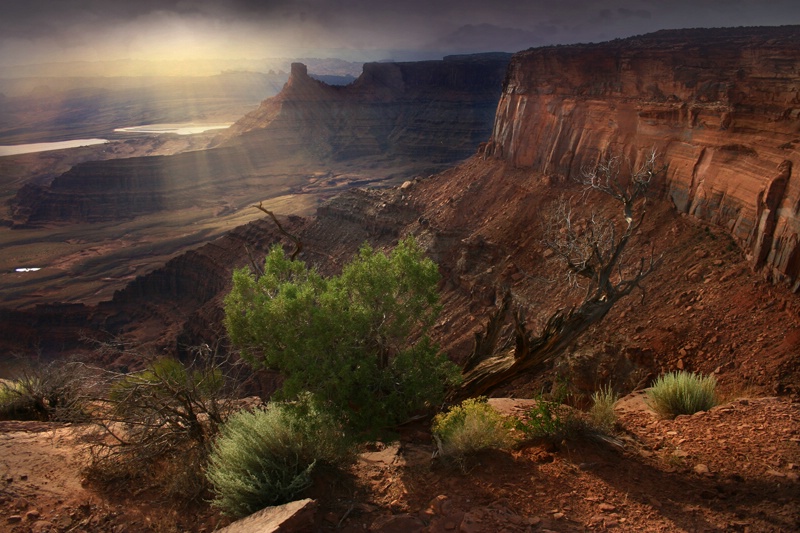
[{"left": 1, "top": 0, "right": 799, "bottom": 71}]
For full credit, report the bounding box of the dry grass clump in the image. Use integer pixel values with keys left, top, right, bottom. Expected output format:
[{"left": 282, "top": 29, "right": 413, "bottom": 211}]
[
  {"left": 646, "top": 371, "right": 718, "bottom": 418},
  {"left": 589, "top": 384, "right": 619, "bottom": 431}
]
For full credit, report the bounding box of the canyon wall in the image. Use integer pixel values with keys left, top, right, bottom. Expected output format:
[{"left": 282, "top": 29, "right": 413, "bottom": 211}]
[
  {"left": 484, "top": 26, "right": 800, "bottom": 289},
  {"left": 219, "top": 56, "right": 510, "bottom": 162}
]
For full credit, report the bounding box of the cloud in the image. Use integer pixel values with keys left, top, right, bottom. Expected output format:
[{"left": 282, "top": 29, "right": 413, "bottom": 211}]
[
  {"left": 617, "top": 7, "right": 651, "bottom": 19},
  {"left": 432, "top": 23, "right": 543, "bottom": 53},
  {"left": 0, "top": 0, "right": 799, "bottom": 67}
]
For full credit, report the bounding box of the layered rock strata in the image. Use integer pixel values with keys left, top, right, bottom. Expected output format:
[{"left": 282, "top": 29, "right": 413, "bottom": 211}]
[
  {"left": 484, "top": 26, "right": 800, "bottom": 288},
  {"left": 12, "top": 55, "right": 509, "bottom": 226},
  {"left": 219, "top": 57, "right": 510, "bottom": 162}
]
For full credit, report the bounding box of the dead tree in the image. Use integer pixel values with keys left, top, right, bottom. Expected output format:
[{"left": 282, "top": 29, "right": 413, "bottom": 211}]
[
  {"left": 450, "top": 150, "right": 664, "bottom": 401},
  {"left": 253, "top": 201, "right": 303, "bottom": 260}
]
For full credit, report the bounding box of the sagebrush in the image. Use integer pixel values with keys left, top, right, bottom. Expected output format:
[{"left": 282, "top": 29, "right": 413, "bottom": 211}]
[
  {"left": 206, "top": 399, "right": 350, "bottom": 518},
  {"left": 646, "top": 371, "right": 718, "bottom": 418},
  {"left": 432, "top": 397, "right": 515, "bottom": 461}
]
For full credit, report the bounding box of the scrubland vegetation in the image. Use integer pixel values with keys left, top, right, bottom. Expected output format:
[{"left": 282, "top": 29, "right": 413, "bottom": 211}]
[
  {"left": 206, "top": 399, "right": 350, "bottom": 517},
  {"left": 432, "top": 397, "right": 515, "bottom": 463}
]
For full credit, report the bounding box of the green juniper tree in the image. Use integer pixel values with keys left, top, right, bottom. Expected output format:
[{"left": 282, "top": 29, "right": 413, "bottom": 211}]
[{"left": 224, "top": 236, "right": 460, "bottom": 434}]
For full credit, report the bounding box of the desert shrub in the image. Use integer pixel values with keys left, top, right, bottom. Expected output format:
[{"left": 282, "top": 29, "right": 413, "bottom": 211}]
[
  {"left": 646, "top": 371, "right": 718, "bottom": 418},
  {"left": 589, "top": 384, "right": 619, "bottom": 431},
  {"left": 206, "top": 399, "right": 350, "bottom": 518},
  {"left": 518, "top": 398, "right": 567, "bottom": 439},
  {"left": 84, "top": 351, "right": 237, "bottom": 501},
  {"left": 432, "top": 398, "right": 515, "bottom": 461},
  {"left": 0, "top": 360, "right": 92, "bottom": 422},
  {"left": 107, "top": 356, "right": 226, "bottom": 445},
  {"left": 516, "top": 385, "right": 582, "bottom": 442},
  {"left": 224, "top": 236, "right": 461, "bottom": 434}
]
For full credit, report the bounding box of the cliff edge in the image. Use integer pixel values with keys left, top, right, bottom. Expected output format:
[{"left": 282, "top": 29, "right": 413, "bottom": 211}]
[
  {"left": 217, "top": 55, "right": 511, "bottom": 161},
  {"left": 485, "top": 26, "right": 800, "bottom": 289}
]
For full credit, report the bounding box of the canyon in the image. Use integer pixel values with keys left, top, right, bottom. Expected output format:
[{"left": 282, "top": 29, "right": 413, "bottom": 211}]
[
  {"left": 0, "top": 71, "right": 288, "bottom": 145},
  {"left": 2, "top": 25, "right": 800, "bottom": 533},
  {"left": 2, "top": 27, "right": 799, "bottom": 392},
  {"left": 0, "top": 54, "right": 510, "bottom": 313},
  {"left": 485, "top": 26, "right": 800, "bottom": 289}
]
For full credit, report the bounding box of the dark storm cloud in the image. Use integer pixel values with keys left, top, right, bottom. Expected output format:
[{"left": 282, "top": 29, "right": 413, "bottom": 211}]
[
  {"left": 1, "top": 0, "right": 800, "bottom": 67},
  {"left": 0, "top": 0, "right": 292, "bottom": 37},
  {"left": 1, "top": 1, "right": 797, "bottom": 36},
  {"left": 617, "top": 8, "right": 651, "bottom": 19}
]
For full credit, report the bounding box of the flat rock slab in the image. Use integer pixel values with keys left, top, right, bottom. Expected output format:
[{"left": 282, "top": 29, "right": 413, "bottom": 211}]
[
  {"left": 218, "top": 499, "right": 317, "bottom": 533},
  {"left": 614, "top": 390, "right": 652, "bottom": 415},
  {"left": 487, "top": 398, "right": 539, "bottom": 416}
]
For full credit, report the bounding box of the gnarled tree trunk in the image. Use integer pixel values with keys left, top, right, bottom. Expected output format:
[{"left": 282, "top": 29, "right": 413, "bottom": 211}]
[
  {"left": 450, "top": 150, "right": 664, "bottom": 401},
  {"left": 451, "top": 294, "right": 616, "bottom": 401}
]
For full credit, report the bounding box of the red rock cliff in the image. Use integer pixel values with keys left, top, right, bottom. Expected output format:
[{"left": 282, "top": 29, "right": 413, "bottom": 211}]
[{"left": 485, "top": 26, "right": 800, "bottom": 289}]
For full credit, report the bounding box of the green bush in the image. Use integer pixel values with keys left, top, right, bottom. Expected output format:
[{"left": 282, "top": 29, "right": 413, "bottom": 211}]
[
  {"left": 589, "top": 384, "right": 619, "bottom": 431},
  {"left": 206, "top": 399, "right": 350, "bottom": 518},
  {"left": 224, "top": 236, "right": 461, "bottom": 434},
  {"left": 646, "top": 371, "right": 718, "bottom": 418},
  {"left": 518, "top": 399, "right": 566, "bottom": 440},
  {"left": 516, "top": 387, "right": 581, "bottom": 442},
  {"left": 432, "top": 398, "right": 515, "bottom": 460}
]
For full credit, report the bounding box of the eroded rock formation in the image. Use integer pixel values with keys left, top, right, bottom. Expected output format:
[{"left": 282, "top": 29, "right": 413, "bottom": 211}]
[
  {"left": 484, "top": 26, "right": 800, "bottom": 288},
  {"left": 218, "top": 56, "right": 511, "bottom": 161},
  {"left": 3, "top": 28, "right": 799, "bottom": 394},
  {"left": 11, "top": 55, "right": 510, "bottom": 226}
]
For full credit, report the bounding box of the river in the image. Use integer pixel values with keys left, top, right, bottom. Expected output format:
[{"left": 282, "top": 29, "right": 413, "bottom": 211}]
[
  {"left": 0, "top": 122, "right": 232, "bottom": 157},
  {"left": 0, "top": 138, "right": 109, "bottom": 157}
]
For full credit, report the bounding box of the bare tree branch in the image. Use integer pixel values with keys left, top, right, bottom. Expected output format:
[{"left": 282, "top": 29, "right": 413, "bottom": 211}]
[{"left": 253, "top": 202, "right": 303, "bottom": 260}]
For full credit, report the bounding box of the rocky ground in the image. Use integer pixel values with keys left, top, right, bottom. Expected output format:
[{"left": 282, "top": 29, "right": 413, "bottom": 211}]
[
  {"left": 1, "top": 394, "right": 797, "bottom": 532},
  {"left": 321, "top": 395, "right": 799, "bottom": 533}
]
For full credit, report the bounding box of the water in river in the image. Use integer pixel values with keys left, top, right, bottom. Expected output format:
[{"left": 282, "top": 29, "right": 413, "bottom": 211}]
[
  {"left": 0, "top": 123, "right": 232, "bottom": 157},
  {"left": 0, "top": 138, "right": 109, "bottom": 157},
  {"left": 113, "top": 123, "right": 231, "bottom": 135}
]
